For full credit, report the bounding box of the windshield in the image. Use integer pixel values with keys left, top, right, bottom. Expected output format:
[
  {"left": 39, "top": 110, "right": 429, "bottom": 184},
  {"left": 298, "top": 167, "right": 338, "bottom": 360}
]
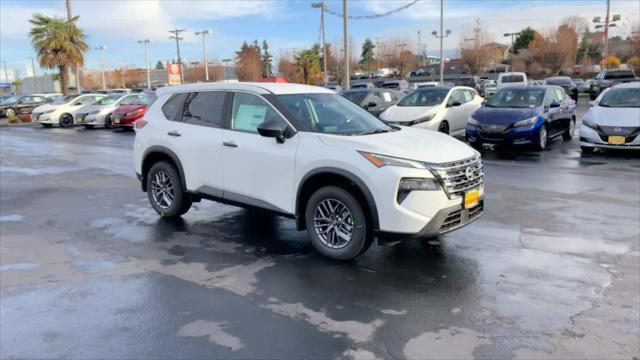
[
  {"left": 53, "top": 95, "right": 78, "bottom": 104},
  {"left": 604, "top": 71, "right": 635, "bottom": 80},
  {"left": 599, "top": 87, "right": 640, "bottom": 108},
  {"left": 342, "top": 91, "right": 368, "bottom": 104},
  {"left": 455, "top": 78, "right": 475, "bottom": 86},
  {"left": 501, "top": 75, "right": 524, "bottom": 83},
  {"left": 351, "top": 84, "right": 368, "bottom": 89},
  {"left": 545, "top": 78, "right": 572, "bottom": 85},
  {"left": 275, "top": 93, "right": 392, "bottom": 136},
  {"left": 97, "top": 95, "right": 121, "bottom": 105},
  {"left": 132, "top": 95, "right": 155, "bottom": 105},
  {"left": 486, "top": 88, "right": 545, "bottom": 108},
  {"left": 397, "top": 89, "right": 449, "bottom": 107}
]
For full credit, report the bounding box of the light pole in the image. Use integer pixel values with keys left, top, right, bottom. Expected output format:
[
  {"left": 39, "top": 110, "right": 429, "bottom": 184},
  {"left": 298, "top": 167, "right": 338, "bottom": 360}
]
[
  {"left": 195, "top": 30, "right": 212, "bottom": 81},
  {"left": 138, "top": 39, "right": 151, "bottom": 89},
  {"left": 503, "top": 32, "right": 520, "bottom": 70},
  {"left": 342, "top": 0, "right": 349, "bottom": 90},
  {"left": 311, "top": 2, "right": 328, "bottom": 86},
  {"left": 27, "top": 57, "right": 37, "bottom": 92},
  {"left": 222, "top": 58, "right": 231, "bottom": 81},
  {"left": 431, "top": 0, "right": 450, "bottom": 83},
  {"left": 169, "top": 28, "right": 186, "bottom": 83},
  {"left": 398, "top": 43, "right": 407, "bottom": 78},
  {"left": 95, "top": 45, "right": 107, "bottom": 90},
  {"left": 593, "top": 3, "right": 620, "bottom": 70}
]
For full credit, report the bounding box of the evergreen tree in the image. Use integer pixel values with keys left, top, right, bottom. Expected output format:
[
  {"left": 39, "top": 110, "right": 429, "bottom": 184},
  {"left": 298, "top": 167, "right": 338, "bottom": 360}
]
[
  {"left": 513, "top": 27, "right": 537, "bottom": 53},
  {"left": 155, "top": 60, "right": 165, "bottom": 70},
  {"left": 359, "top": 38, "right": 376, "bottom": 73},
  {"left": 261, "top": 40, "right": 273, "bottom": 77}
]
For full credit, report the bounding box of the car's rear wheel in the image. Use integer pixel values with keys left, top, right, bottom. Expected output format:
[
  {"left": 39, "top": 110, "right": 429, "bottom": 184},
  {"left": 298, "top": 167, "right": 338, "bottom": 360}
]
[
  {"left": 438, "top": 121, "right": 449, "bottom": 134},
  {"left": 536, "top": 125, "right": 548, "bottom": 151},
  {"left": 563, "top": 119, "right": 575, "bottom": 141},
  {"left": 104, "top": 114, "right": 113, "bottom": 129},
  {"left": 59, "top": 114, "right": 73, "bottom": 128},
  {"left": 146, "top": 161, "right": 191, "bottom": 218},
  {"left": 305, "top": 186, "right": 370, "bottom": 260}
]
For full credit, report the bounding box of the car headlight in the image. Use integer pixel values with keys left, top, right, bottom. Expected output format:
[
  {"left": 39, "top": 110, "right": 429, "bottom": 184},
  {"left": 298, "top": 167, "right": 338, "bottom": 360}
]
[
  {"left": 406, "top": 113, "right": 435, "bottom": 126},
  {"left": 513, "top": 116, "right": 539, "bottom": 127},
  {"left": 359, "top": 151, "right": 428, "bottom": 169},
  {"left": 42, "top": 109, "right": 56, "bottom": 114},
  {"left": 399, "top": 178, "right": 440, "bottom": 191},
  {"left": 582, "top": 118, "right": 600, "bottom": 130},
  {"left": 468, "top": 116, "right": 479, "bottom": 126}
]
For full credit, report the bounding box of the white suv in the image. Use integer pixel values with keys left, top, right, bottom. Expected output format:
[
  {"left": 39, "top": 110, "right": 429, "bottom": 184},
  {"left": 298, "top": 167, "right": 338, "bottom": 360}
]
[{"left": 134, "top": 83, "right": 484, "bottom": 260}]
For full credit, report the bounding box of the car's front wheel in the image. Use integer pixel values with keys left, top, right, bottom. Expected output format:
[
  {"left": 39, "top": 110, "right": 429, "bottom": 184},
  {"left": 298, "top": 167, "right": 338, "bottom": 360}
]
[
  {"left": 146, "top": 161, "right": 192, "bottom": 218},
  {"left": 438, "top": 121, "right": 450, "bottom": 134},
  {"left": 305, "top": 186, "right": 371, "bottom": 260},
  {"left": 104, "top": 114, "right": 113, "bottom": 129},
  {"left": 59, "top": 114, "right": 73, "bottom": 128},
  {"left": 4, "top": 107, "right": 16, "bottom": 118},
  {"left": 563, "top": 119, "right": 575, "bottom": 141},
  {"left": 536, "top": 125, "right": 548, "bottom": 151}
]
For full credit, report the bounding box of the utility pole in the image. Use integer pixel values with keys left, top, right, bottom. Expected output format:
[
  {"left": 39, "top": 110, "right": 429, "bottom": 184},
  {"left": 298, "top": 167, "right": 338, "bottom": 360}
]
[
  {"left": 95, "top": 45, "right": 107, "bottom": 90},
  {"left": 593, "top": 1, "right": 619, "bottom": 70},
  {"left": 169, "top": 28, "right": 186, "bottom": 83},
  {"left": 1, "top": 60, "right": 9, "bottom": 85},
  {"left": 417, "top": 30, "right": 425, "bottom": 67},
  {"left": 376, "top": 36, "right": 380, "bottom": 71},
  {"left": 65, "top": 0, "right": 81, "bottom": 93},
  {"left": 222, "top": 59, "right": 231, "bottom": 81},
  {"left": 342, "top": 0, "right": 349, "bottom": 90},
  {"left": 503, "top": 32, "right": 520, "bottom": 70},
  {"left": 312, "top": 2, "right": 328, "bottom": 86},
  {"left": 195, "top": 30, "right": 212, "bottom": 81},
  {"left": 138, "top": 39, "right": 151, "bottom": 89},
  {"left": 432, "top": 0, "right": 451, "bottom": 84}
]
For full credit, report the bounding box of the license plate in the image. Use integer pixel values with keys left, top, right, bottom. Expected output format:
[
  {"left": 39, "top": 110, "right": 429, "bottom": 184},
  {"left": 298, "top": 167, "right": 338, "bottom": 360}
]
[
  {"left": 608, "top": 136, "right": 625, "bottom": 145},
  {"left": 113, "top": 118, "right": 120, "bottom": 124},
  {"left": 464, "top": 189, "right": 479, "bottom": 209}
]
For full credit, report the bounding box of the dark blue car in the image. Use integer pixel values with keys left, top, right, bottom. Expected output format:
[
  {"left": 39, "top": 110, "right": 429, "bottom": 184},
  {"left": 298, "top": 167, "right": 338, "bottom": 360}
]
[{"left": 466, "top": 86, "right": 576, "bottom": 150}]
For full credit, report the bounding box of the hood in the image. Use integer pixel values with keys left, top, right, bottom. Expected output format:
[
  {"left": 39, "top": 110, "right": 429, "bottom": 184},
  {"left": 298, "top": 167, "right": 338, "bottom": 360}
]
[
  {"left": 380, "top": 105, "right": 438, "bottom": 123},
  {"left": 587, "top": 106, "right": 640, "bottom": 127},
  {"left": 472, "top": 106, "right": 542, "bottom": 125},
  {"left": 317, "top": 126, "right": 476, "bottom": 164},
  {"left": 32, "top": 103, "right": 60, "bottom": 114},
  {"left": 114, "top": 104, "right": 147, "bottom": 114}
]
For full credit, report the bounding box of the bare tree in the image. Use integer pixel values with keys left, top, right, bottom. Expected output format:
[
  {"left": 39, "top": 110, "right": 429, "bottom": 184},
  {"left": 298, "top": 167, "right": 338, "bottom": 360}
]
[
  {"left": 529, "top": 25, "right": 578, "bottom": 75},
  {"left": 459, "top": 27, "right": 494, "bottom": 75}
]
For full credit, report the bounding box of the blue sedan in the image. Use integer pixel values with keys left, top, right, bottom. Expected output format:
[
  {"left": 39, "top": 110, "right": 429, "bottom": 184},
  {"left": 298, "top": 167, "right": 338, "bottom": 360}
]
[{"left": 466, "top": 86, "right": 576, "bottom": 150}]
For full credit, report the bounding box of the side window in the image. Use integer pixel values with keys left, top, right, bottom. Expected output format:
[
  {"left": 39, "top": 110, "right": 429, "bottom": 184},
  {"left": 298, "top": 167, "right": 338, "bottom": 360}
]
[
  {"left": 231, "top": 92, "right": 286, "bottom": 133},
  {"left": 365, "top": 93, "right": 382, "bottom": 106},
  {"left": 120, "top": 95, "right": 138, "bottom": 105},
  {"left": 162, "top": 93, "right": 189, "bottom": 121},
  {"left": 20, "top": 96, "right": 32, "bottom": 103},
  {"left": 79, "top": 96, "right": 95, "bottom": 105},
  {"left": 182, "top": 91, "right": 226, "bottom": 128},
  {"left": 33, "top": 96, "right": 46, "bottom": 103},
  {"left": 544, "top": 91, "right": 554, "bottom": 107},
  {"left": 448, "top": 90, "right": 465, "bottom": 105},
  {"left": 462, "top": 90, "right": 474, "bottom": 103},
  {"left": 554, "top": 89, "right": 565, "bottom": 102}
]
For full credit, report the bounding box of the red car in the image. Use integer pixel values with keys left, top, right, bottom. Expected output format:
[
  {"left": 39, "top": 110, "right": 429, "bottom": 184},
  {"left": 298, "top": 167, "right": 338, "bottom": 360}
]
[{"left": 112, "top": 95, "right": 154, "bottom": 129}]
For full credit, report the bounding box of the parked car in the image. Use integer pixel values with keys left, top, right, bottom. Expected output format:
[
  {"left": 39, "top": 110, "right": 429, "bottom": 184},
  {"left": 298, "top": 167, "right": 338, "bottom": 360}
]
[
  {"left": 134, "top": 82, "right": 484, "bottom": 260},
  {"left": 497, "top": 72, "right": 528, "bottom": 89},
  {"left": 32, "top": 94, "right": 107, "bottom": 127},
  {"left": 589, "top": 69, "right": 638, "bottom": 100},
  {"left": 325, "top": 84, "right": 343, "bottom": 93},
  {"left": 544, "top": 76, "right": 578, "bottom": 102},
  {"left": 454, "top": 76, "right": 483, "bottom": 94},
  {"left": 482, "top": 80, "right": 497, "bottom": 97},
  {"left": 466, "top": 85, "right": 576, "bottom": 151},
  {"left": 572, "top": 78, "right": 589, "bottom": 93},
  {"left": 75, "top": 93, "right": 147, "bottom": 128},
  {"left": 350, "top": 82, "right": 376, "bottom": 90},
  {"left": 382, "top": 80, "right": 410, "bottom": 92},
  {"left": 341, "top": 89, "right": 404, "bottom": 117},
  {"left": 580, "top": 82, "right": 640, "bottom": 153},
  {"left": 380, "top": 86, "right": 483, "bottom": 136},
  {"left": 111, "top": 94, "right": 155, "bottom": 129},
  {"left": 412, "top": 81, "right": 439, "bottom": 89},
  {"left": 0, "top": 94, "right": 52, "bottom": 118}
]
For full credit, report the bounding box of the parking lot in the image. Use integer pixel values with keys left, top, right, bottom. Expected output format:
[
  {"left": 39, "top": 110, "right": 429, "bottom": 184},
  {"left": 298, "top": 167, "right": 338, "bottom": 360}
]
[{"left": 1, "top": 100, "right": 639, "bottom": 359}]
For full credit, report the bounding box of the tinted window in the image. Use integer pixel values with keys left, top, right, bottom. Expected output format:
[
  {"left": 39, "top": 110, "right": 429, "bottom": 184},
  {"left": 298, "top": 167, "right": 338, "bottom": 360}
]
[
  {"left": 501, "top": 75, "right": 524, "bottom": 83},
  {"left": 599, "top": 87, "right": 640, "bottom": 107},
  {"left": 182, "top": 91, "right": 226, "bottom": 128},
  {"left": 448, "top": 90, "right": 465, "bottom": 105},
  {"left": 231, "top": 92, "right": 285, "bottom": 133},
  {"left": 397, "top": 89, "right": 449, "bottom": 106},
  {"left": 604, "top": 70, "right": 635, "bottom": 80},
  {"left": 463, "top": 90, "right": 474, "bottom": 102},
  {"left": 342, "top": 91, "right": 368, "bottom": 104},
  {"left": 487, "top": 88, "right": 545, "bottom": 108},
  {"left": 162, "top": 93, "right": 189, "bottom": 121},
  {"left": 545, "top": 77, "right": 573, "bottom": 85}
]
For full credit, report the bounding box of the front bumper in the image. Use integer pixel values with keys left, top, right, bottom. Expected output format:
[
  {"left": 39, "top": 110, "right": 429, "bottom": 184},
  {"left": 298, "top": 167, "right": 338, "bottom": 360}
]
[
  {"left": 580, "top": 125, "right": 640, "bottom": 150},
  {"left": 33, "top": 112, "right": 57, "bottom": 124},
  {"left": 466, "top": 123, "right": 541, "bottom": 145},
  {"left": 112, "top": 115, "right": 137, "bottom": 127}
]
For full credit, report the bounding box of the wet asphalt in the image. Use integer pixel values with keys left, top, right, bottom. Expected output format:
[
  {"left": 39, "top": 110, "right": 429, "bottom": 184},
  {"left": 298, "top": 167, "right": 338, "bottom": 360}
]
[{"left": 1, "top": 100, "right": 639, "bottom": 359}]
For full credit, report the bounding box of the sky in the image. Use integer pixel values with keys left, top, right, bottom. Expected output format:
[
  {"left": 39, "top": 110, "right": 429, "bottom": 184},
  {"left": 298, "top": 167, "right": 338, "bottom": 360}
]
[{"left": 1, "top": 0, "right": 638, "bottom": 77}]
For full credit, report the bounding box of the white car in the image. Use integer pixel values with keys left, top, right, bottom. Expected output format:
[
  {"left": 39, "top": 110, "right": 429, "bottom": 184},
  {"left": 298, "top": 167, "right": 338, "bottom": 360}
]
[
  {"left": 75, "top": 93, "right": 146, "bottom": 128},
  {"left": 580, "top": 82, "right": 640, "bottom": 153},
  {"left": 379, "top": 86, "right": 483, "bottom": 136},
  {"left": 497, "top": 72, "right": 528, "bottom": 89},
  {"left": 32, "top": 93, "right": 107, "bottom": 128},
  {"left": 134, "top": 82, "right": 484, "bottom": 260}
]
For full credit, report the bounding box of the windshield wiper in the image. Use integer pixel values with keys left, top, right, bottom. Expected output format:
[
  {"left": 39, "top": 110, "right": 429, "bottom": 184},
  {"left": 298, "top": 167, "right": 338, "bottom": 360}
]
[{"left": 359, "top": 128, "right": 391, "bottom": 135}]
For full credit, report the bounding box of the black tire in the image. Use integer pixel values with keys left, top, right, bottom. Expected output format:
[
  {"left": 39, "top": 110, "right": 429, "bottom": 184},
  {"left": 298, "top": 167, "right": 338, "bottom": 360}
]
[
  {"left": 535, "top": 124, "right": 548, "bottom": 151},
  {"left": 41, "top": 123, "right": 53, "bottom": 128},
  {"left": 59, "top": 113, "right": 73, "bottom": 128},
  {"left": 305, "top": 186, "right": 371, "bottom": 260},
  {"left": 438, "top": 121, "right": 450, "bottom": 134},
  {"left": 581, "top": 146, "right": 594, "bottom": 154},
  {"left": 4, "top": 107, "right": 16, "bottom": 118},
  {"left": 146, "top": 161, "right": 192, "bottom": 218},
  {"left": 104, "top": 114, "right": 113, "bottom": 129},
  {"left": 83, "top": 125, "right": 94, "bottom": 129},
  {"left": 562, "top": 119, "right": 575, "bottom": 141}
]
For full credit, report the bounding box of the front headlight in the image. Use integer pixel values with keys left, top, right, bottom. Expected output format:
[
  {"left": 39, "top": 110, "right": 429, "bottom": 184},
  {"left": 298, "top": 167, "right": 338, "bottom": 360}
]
[
  {"left": 513, "top": 116, "right": 539, "bottom": 127},
  {"left": 399, "top": 178, "right": 440, "bottom": 191},
  {"left": 359, "top": 151, "right": 428, "bottom": 169},
  {"left": 407, "top": 113, "right": 435, "bottom": 126},
  {"left": 42, "top": 109, "right": 56, "bottom": 114},
  {"left": 582, "top": 118, "right": 599, "bottom": 130}
]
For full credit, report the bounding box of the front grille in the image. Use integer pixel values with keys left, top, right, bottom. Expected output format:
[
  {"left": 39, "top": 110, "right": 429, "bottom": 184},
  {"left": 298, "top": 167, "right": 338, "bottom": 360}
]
[
  {"left": 431, "top": 156, "right": 484, "bottom": 199},
  {"left": 596, "top": 126, "right": 640, "bottom": 143},
  {"left": 438, "top": 201, "right": 484, "bottom": 232},
  {"left": 440, "top": 210, "right": 462, "bottom": 231}
]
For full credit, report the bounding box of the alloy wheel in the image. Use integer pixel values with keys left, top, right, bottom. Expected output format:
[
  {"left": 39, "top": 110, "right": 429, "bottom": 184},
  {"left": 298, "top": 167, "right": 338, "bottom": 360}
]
[
  {"left": 314, "top": 199, "right": 353, "bottom": 249},
  {"left": 539, "top": 126, "right": 547, "bottom": 149},
  {"left": 569, "top": 120, "right": 575, "bottom": 137},
  {"left": 5, "top": 108, "right": 15, "bottom": 117},
  {"left": 151, "top": 170, "right": 175, "bottom": 209}
]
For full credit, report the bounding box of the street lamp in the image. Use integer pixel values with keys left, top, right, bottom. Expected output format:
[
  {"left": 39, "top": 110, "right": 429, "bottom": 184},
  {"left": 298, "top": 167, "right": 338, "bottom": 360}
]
[
  {"left": 194, "top": 30, "right": 212, "bottom": 81},
  {"left": 138, "top": 39, "right": 152, "bottom": 89},
  {"left": 432, "top": 28, "right": 451, "bottom": 83},
  {"left": 503, "top": 32, "right": 520, "bottom": 70},
  {"left": 222, "top": 58, "right": 232, "bottom": 81},
  {"left": 95, "top": 45, "right": 107, "bottom": 90},
  {"left": 593, "top": 0, "right": 620, "bottom": 70},
  {"left": 311, "top": 2, "right": 328, "bottom": 86}
]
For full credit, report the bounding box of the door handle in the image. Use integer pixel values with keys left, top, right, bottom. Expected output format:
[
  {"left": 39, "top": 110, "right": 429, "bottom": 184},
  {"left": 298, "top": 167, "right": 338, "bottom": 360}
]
[
  {"left": 167, "top": 131, "right": 181, "bottom": 137},
  {"left": 223, "top": 141, "right": 238, "bottom": 148}
]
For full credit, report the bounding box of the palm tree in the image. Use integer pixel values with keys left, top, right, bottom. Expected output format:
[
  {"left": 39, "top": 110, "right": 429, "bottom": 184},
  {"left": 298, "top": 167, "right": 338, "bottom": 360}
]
[
  {"left": 295, "top": 49, "right": 320, "bottom": 84},
  {"left": 29, "top": 14, "right": 88, "bottom": 95}
]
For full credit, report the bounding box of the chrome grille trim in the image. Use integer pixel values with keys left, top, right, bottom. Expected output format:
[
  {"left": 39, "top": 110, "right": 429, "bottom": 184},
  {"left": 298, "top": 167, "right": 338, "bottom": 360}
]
[{"left": 431, "top": 156, "right": 484, "bottom": 199}]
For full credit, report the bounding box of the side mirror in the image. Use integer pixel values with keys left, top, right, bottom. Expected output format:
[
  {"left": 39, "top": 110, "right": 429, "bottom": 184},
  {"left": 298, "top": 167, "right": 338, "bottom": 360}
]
[
  {"left": 364, "top": 101, "right": 377, "bottom": 109},
  {"left": 447, "top": 101, "right": 462, "bottom": 108},
  {"left": 550, "top": 102, "right": 561, "bottom": 108},
  {"left": 257, "top": 120, "right": 287, "bottom": 143},
  {"left": 73, "top": 102, "right": 83, "bottom": 106}
]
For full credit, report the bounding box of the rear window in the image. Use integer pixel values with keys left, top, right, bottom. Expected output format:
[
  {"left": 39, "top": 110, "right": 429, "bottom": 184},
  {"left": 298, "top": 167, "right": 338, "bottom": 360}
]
[
  {"left": 162, "top": 93, "right": 189, "bottom": 121},
  {"left": 342, "top": 91, "right": 368, "bottom": 104},
  {"left": 604, "top": 70, "right": 636, "bottom": 80},
  {"left": 545, "top": 78, "right": 573, "bottom": 85},
  {"left": 501, "top": 75, "right": 524, "bottom": 83},
  {"left": 382, "top": 83, "right": 399, "bottom": 88},
  {"left": 182, "top": 91, "right": 226, "bottom": 128}
]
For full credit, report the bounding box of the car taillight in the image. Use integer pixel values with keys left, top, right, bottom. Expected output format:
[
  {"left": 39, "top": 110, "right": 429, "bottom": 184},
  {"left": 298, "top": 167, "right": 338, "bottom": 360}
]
[{"left": 135, "top": 119, "right": 148, "bottom": 129}]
